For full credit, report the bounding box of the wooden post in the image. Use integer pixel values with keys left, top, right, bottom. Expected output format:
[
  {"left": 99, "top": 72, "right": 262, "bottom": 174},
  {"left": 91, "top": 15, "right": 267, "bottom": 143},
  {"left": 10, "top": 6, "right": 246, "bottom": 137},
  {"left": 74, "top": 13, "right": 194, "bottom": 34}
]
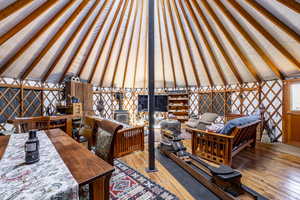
[
  {"left": 147, "top": 0, "right": 157, "bottom": 172},
  {"left": 20, "top": 81, "right": 24, "bottom": 117}
]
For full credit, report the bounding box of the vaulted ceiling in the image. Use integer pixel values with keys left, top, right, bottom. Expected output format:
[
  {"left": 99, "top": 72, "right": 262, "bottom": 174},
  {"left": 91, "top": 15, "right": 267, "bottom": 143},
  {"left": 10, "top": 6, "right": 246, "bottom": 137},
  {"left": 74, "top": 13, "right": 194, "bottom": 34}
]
[{"left": 0, "top": 0, "right": 299, "bottom": 88}]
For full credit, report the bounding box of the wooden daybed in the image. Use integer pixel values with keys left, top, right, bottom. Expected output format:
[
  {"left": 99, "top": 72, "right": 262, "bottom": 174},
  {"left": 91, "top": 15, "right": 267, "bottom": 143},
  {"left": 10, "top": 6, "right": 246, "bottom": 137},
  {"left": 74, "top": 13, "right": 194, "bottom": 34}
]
[{"left": 187, "top": 120, "right": 260, "bottom": 166}]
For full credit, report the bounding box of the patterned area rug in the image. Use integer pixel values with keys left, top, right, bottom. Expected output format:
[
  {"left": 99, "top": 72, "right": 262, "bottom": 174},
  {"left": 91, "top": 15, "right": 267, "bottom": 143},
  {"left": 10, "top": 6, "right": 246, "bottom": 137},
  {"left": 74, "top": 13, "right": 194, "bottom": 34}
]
[{"left": 80, "top": 160, "right": 178, "bottom": 200}]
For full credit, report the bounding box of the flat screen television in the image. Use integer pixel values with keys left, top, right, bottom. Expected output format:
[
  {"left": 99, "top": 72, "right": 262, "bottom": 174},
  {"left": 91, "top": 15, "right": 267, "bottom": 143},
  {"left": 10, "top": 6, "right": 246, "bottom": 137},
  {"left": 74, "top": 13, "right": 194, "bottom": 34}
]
[{"left": 138, "top": 95, "right": 168, "bottom": 112}]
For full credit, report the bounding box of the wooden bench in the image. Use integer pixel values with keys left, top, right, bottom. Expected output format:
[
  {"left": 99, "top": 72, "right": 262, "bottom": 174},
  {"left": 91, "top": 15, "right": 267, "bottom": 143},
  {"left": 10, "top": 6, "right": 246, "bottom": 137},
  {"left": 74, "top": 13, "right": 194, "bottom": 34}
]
[{"left": 187, "top": 120, "right": 260, "bottom": 166}]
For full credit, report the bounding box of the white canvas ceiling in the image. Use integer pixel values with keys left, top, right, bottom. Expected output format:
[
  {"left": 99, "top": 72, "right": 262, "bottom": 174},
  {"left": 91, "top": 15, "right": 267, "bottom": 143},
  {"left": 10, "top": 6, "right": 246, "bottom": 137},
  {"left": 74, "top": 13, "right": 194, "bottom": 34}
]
[{"left": 0, "top": 0, "right": 299, "bottom": 88}]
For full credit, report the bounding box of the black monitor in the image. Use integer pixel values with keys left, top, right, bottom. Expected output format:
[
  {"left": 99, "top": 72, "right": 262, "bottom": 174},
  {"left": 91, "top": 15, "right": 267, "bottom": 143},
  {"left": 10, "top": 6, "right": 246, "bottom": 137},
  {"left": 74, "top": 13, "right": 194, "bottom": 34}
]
[{"left": 138, "top": 95, "right": 168, "bottom": 112}]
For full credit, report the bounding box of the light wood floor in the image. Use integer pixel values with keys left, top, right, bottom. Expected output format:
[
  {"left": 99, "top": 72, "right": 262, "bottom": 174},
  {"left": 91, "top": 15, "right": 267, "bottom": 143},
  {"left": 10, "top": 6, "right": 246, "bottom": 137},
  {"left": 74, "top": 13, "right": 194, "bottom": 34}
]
[{"left": 120, "top": 139, "right": 300, "bottom": 200}]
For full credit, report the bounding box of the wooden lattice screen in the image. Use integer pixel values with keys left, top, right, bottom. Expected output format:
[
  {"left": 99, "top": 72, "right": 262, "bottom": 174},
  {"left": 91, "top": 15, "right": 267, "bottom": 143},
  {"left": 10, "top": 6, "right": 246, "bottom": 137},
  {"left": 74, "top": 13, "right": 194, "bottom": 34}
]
[{"left": 0, "top": 77, "right": 283, "bottom": 139}]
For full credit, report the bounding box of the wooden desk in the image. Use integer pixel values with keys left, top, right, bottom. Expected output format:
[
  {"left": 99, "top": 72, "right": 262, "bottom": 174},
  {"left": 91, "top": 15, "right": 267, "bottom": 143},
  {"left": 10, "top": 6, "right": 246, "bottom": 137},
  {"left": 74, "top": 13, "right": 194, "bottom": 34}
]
[{"left": 0, "top": 129, "right": 114, "bottom": 200}]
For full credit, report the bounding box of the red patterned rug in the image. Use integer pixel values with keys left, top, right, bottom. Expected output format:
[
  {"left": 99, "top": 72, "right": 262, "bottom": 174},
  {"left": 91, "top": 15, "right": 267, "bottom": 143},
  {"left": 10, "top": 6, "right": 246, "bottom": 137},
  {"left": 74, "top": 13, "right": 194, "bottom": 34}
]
[{"left": 80, "top": 160, "right": 178, "bottom": 200}]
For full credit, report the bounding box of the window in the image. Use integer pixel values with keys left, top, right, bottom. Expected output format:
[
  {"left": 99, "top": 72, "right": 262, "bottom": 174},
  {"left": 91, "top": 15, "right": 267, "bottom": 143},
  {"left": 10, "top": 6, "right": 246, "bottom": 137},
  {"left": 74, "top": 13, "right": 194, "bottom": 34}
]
[{"left": 291, "top": 83, "right": 300, "bottom": 111}]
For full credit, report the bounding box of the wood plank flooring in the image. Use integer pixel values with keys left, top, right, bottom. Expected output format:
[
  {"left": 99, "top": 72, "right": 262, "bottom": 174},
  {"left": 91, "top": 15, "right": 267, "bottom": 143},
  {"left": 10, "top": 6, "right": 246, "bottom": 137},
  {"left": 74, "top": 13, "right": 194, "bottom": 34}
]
[{"left": 120, "top": 139, "right": 300, "bottom": 200}]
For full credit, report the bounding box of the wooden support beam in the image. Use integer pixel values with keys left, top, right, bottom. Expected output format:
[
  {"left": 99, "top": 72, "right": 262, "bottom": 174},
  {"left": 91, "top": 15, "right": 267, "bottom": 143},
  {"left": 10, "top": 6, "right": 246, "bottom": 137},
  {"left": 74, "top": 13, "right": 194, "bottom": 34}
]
[
  {"left": 0, "top": 0, "right": 75, "bottom": 76},
  {"left": 172, "top": 0, "right": 201, "bottom": 87},
  {"left": 227, "top": 0, "right": 300, "bottom": 71},
  {"left": 160, "top": 0, "right": 177, "bottom": 88},
  {"left": 247, "top": 0, "right": 300, "bottom": 44},
  {"left": 88, "top": 0, "right": 125, "bottom": 84},
  {"left": 183, "top": 0, "right": 227, "bottom": 85},
  {"left": 156, "top": 0, "right": 166, "bottom": 88},
  {"left": 192, "top": 0, "right": 243, "bottom": 84},
  {"left": 275, "top": 0, "right": 300, "bottom": 13},
  {"left": 132, "top": 0, "right": 145, "bottom": 88},
  {"left": 0, "top": 0, "right": 58, "bottom": 45},
  {"left": 121, "top": 1, "right": 141, "bottom": 88},
  {"left": 98, "top": 0, "right": 131, "bottom": 86},
  {"left": 216, "top": 0, "right": 285, "bottom": 80},
  {"left": 42, "top": 0, "right": 101, "bottom": 82},
  {"left": 202, "top": 0, "right": 261, "bottom": 82},
  {"left": 111, "top": 0, "right": 136, "bottom": 87},
  {"left": 164, "top": 0, "right": 188, "bottom": 88},
  {"left": 0, "top": 0, "right": 34, "bottom": 21},
  {"left": 60, "top": 0, "right": 111, "bottom": 83},
  {"left": 21, "top": 0, "right": 91, "bottom": 80}
]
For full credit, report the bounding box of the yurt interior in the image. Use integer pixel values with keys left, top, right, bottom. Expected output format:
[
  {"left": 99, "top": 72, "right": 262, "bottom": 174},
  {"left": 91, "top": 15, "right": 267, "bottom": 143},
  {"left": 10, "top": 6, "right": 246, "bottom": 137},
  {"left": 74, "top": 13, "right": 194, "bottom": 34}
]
[{"left": 0, "top": 0, "right": 300, "bottom": 199}]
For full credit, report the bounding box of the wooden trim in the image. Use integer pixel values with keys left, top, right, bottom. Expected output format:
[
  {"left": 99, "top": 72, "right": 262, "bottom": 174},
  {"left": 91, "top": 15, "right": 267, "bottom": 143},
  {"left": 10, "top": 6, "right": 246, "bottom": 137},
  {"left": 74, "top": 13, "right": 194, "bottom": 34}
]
[
  {"left": 0, "top": 1, "right": 75, "bottom": 77},
  {"left": 132, "top": 0, "right": 145, "bottom": 88},
  {"left": 121, "top": 0, "right": 141, "bottom": 88},
  {"left": 172, "top": 0, "right": 201, "bottom": 87},
  {"left": 160, "top": 0, "right": 177, "bottom": 88},
  {"left": 216, "top": 0, "right": 285, "bottom": 80},
  {"left": 42, "top": 0, "right": 100, "bottom": 82},
  {"left": 183, "top": 0, "right": 227, "bottom": 85},
  {"left": 88, "top": 0, "right": 125, "bottom": 83},
  {"left": 275, "top": 0, "right": 300, "bottom": 14},
  {"left": 99, "top": 0, "right": 131, "bottom": 86},
  {"left": 202, "top": 0, "right": 261, "bottom": 82},
  {"left": 0, "top": 0, "right": 58, "bottom": 45},
  {"left": 246, "top": 0, "right": 300, "bottom": 43},
  {"left": 192, "top": 0, "right": 243, "bottom": 84},
  {"left": 0, "top": 0, "right": 34, "bottom": 21},
  {"left": 227, "top": 0, "right": 300, "bottom": 71},
  {"left": 111, "top": 0, "right": 136, "bottom": 87},
  {"left": 21, "top": 0, "right": 91, "bottom": 80},
  {"left": 165, "top": 0, "right": 188, "bottom": 88}
]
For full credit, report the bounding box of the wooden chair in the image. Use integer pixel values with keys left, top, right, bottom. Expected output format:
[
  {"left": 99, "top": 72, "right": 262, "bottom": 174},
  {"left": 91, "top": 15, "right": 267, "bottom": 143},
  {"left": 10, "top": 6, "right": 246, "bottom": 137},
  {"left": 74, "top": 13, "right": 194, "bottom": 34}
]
[
  {"left": 187, "top": 120, "right": 260, "bottom": 166},
  {"left": 13, "top": 116, "right": 51, "bottom": 133}
]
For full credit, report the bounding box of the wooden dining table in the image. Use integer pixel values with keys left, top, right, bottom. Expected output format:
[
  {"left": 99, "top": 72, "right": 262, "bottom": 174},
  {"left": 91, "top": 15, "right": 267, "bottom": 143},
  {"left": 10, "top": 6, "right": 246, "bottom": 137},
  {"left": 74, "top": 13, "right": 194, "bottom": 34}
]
[{"left": 0, "top": 129, "right": 114, "bottom": 200}]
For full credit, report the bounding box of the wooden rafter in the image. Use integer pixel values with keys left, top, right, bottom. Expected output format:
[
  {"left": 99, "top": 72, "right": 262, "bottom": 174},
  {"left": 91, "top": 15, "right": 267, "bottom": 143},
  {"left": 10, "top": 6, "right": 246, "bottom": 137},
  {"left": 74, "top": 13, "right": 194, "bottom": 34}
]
[
  {"left": 192, "top": 0, "right": 243, "bottom": 84},
  {"left": 0, "top": 0, "right": 58, "bottom": 45},
  {"left": 21, "top": 0, "right": 91, "bottom": 80},
  {"left": 132, "top": 0, "right": 144, "bottom": 88},
  {"left": 122, "top": 0, "right": 141, "bottom": 88},
  {"left": 183, "top": 0, "right": 227, "bottom": 85},
  {"left": 88, "top": 0, "right": 125, "bottom": 83},
  {"left": 60, "top": 0, "right": 111, "bottom": 83},
  {"left": 42, "top": 0, "right": 101, "bottom": 82},
  {"left": 275, "top": 0, "right": 300, "bottom": 13},
  {"left": 172, "top": 0, "right": 201, "bottom": 87},
  {"left": 156, "top": 0, "right": 166, "bottom": 88},
  {"left": 202, "top": 0, "right": 261, "bottom": 82},
  {"left": 164, "top": 0, "right": 188, "bottom": 88},
  {"left": 160, "top": 0, "right": 177, "bottom": 87},
  {"left": 0, "top": 0, "right": 75, "bottom": 76},
  {"left": 216, "top": 0, "right": 285, "bottom": 80},
  {"left": 0, "top": 0, "right": 34, "bottom": 21},
  {"left": 111, "top": 0, "right": 136, "bottom": 87},
  {"left": 246, "top": 0, "right": 300, "bottom": 43},
  {"left": 98, "top": 0, "right": 131, "bottom": 86},
  {"left": 227, "top": 0, "right": 300, "bottom": 71}
]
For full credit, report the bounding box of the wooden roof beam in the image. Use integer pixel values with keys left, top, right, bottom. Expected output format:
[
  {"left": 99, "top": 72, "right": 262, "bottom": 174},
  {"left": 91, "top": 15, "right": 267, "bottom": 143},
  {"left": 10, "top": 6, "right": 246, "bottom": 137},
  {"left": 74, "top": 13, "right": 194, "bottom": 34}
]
[
  {"left": 20, "top": 0, "right": 92, "bottom": 80},
  {"left": 111, "top": 0, "right": 136, "bottom": 87},
  {"left": 0, "top": 0, "right": 34, "bottom": 21},
  {"left": 0, "top": 0, "right": 75, "bottom": 77},
  {"left": 164, "top": 0, "right": 188, "bottom": 88},
  {"left": 98, "top": 0, "right": 131, "bottom": 86},
  {"left": 122, "top": 1, "right": 141, "bottom": 88},
  {"left": 275, "top": 0, "right": 300, "bottom": 14},
  {"left": 59, "top": 0, "right": 112, "bottom": 83},
  {"left": 246, "top": 0, "right": 300, "bottom": 43},
  {"left": 132, "top": 0, "right": 145, "bottom": 88},
  {"left": 42, "top": 0, "right": 101, "bottom": 82},
  {"left": 172, "top": 0, "right": 201, "bottom": 87},
  {"left": 192, "top": 0, "right": 243, "bottom": 84},
  {"left": 227, "top": 0, "right": 300, "bottom": 71},
  {"left": 216, "top": 0, "right": 285, "bottom": 80},
  {"left": 202, "top": 0, "right": 261, "bottom": 82},
  {"left": 183, "top": 0, "right": 227, "bottom": 85}
]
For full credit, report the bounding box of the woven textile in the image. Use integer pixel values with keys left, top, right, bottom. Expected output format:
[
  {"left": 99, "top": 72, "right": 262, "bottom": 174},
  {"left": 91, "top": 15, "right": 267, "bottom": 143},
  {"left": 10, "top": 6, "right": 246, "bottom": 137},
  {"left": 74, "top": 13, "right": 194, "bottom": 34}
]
[{"left": 0, "top": 131, "right": 78, "bottom": 200}]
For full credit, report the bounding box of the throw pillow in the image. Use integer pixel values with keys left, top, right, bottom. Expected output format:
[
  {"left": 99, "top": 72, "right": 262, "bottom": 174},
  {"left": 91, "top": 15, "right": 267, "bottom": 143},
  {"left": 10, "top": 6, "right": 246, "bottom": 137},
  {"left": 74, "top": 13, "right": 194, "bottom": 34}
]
[{"left": 95, "top": 128, "right": 114, "bottom": 161}]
